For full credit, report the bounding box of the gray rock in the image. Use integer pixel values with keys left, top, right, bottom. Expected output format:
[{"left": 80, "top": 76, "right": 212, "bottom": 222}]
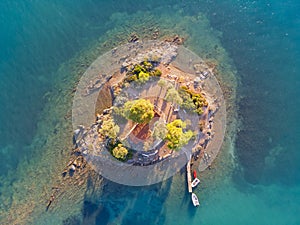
[
  {"left": 82, "top": 150, "right": 88, "bottom": 155},
  {"left": 69, "top": 165, "right": 76, "bottom": 171}
]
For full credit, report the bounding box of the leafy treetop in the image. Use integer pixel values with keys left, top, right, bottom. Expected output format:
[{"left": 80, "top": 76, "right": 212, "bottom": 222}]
[
  {"left": 178, "top": 86, "right": 208, "bottom": 115},
  {"left": 165, "top": 119, "right": 194, "bottom": 150},
  {"left": 152, "top": 120, "right": 167, "bottom": 140},
  {"left": 112, "top": 144, "right": 128, "bottom": 160},
  {"left": 166, "top": 87, "right": 183, "bottom": 106},
  {"left": 124, "top": 99, "right": 154, "bottom": 124}
]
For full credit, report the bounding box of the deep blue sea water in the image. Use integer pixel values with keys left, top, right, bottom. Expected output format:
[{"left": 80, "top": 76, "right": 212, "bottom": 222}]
[{"left": 0, "top": 0, "right": 299, "bottom": 224}]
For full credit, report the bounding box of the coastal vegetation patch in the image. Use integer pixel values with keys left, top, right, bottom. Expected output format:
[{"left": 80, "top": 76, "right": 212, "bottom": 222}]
[{"left": 124, "top": 61, "right": 162, "bottom": 84}]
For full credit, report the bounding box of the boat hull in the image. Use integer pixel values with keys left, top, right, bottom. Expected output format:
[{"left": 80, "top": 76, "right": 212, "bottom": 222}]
[{"left": 191, "top": 193, "right": 200, "bottom": 207}]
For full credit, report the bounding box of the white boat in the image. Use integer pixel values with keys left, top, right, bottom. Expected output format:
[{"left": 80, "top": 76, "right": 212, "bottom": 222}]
[
  {"left": 191, "top": 178, "right": 200, "bottom": 188},
  {"left": 191, "top": 193, "right": 200, "bottom": 207}
]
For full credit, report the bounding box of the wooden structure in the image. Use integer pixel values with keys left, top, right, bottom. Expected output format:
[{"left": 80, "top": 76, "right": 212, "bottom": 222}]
[{"left": 186, "top": 159, "right": 192, "bottom": 193}]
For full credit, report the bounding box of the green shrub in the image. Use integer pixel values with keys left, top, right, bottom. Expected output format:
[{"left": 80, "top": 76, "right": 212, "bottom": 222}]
[
  {"left": 125, "top": 61, "right": 162, "bottom": 84},
  {"left": 151, "top": 69, "right": 162, "bottom": 77},
  {"left": 99, "top": 118, "right": 120, "bottom": 139},
  {"left": 112, "top": 144, "right": 128, "bottom": 160},
  {"left": 137, "top": 71, "right": 150, "bottom": 83}
]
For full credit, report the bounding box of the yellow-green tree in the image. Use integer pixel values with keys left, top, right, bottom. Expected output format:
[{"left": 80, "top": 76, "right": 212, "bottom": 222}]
[
  {"left": 112, "top": 144, "right": 128, "bottom": 160},
  {"left": 165, "top": 119, "right": 193, "bottom": 150},
  {"left": 138, "top": 71, "right": 150, "bottom": 83},
  {"left": 99, "top": 118, "right": 120, "bottom": 139},
  {"left": 124, "top": 99, "right": 154, "bottom": 124}
]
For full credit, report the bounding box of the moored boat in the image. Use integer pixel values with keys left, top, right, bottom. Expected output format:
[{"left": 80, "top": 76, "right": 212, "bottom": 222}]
[
  {"left": 193, "top": 170, "right": 197, "bottom": 179},
  {"left": 191, "top": 177, "right": 200, "bottom": 188},
  {"left": 191, "top": 193, "right": 200, "bottom": 207}
]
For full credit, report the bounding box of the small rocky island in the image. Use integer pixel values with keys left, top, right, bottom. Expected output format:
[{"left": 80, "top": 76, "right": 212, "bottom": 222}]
[{"left": 71, "top": 39, "right": 226, "bottom": 186}]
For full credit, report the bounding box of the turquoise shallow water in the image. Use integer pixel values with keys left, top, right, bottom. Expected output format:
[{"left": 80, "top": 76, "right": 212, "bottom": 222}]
[{"left": 0, "top": 0, "right": 299, "bottom": 224}]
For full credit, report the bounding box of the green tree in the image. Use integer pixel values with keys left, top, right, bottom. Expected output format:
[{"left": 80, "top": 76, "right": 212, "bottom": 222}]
[
  {"left": 165, "top": 119, "right": 193, "bottom": 150},
  {"left": 124, "top": 99, "right": 154, "bottom": 124},
  {"left": 152, "top": 120, "right": 167, "bottom": 140},
  {"left": 166, "top": 88, "right": 183, "bottom": 105},
  {"left": 178, "top": 88, "right": 196, "bottom": 110},
  {"left": 158, "top": 79, "right": 167, "bottom": 88},
  {"left": 178, "top": 87, "right": 207, "bottom": 115},
  {"left": 99, "top": 118, "right": 120, "bottom": 139},
  {"left": 112, "top": 144, "right": 128, "bottom": 160}
]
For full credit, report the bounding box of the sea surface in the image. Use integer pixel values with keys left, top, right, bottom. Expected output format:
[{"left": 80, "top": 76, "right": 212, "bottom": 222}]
[{"left": 0, "top": 0, "right": 299, "bottom": 224}]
